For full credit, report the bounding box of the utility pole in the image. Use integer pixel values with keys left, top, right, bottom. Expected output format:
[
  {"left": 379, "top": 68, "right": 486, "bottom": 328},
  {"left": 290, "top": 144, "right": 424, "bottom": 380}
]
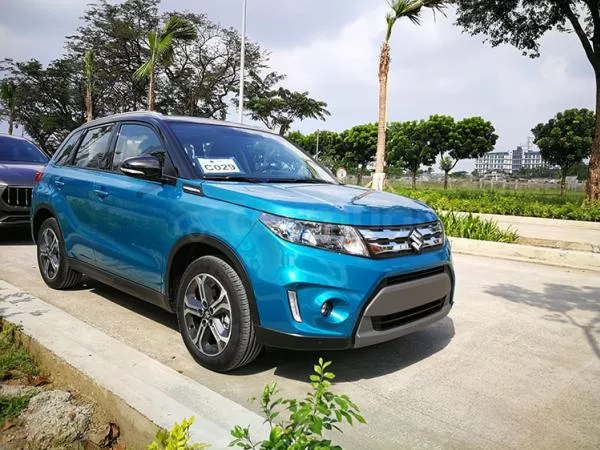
[
  {"left": 237, "top": 0, "right": 247, "bottom": 123},
  {"left": 315, "top": 130, "right": 320, "bottom": 159}
]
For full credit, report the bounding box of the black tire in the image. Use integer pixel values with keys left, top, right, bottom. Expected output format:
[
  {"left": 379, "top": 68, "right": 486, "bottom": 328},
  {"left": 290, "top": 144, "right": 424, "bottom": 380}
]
[
  {"left": 176, "top": 255, "right": 262, "bottom": 372},
  {"left": 36, "top": 217, "right": 82, "bottom": 289}
]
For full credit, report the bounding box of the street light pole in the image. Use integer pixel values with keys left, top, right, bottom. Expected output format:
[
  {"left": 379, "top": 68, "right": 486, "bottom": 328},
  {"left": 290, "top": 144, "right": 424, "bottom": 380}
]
[{"left": 238, "top": 0, "right": 247, "bottom": 124}]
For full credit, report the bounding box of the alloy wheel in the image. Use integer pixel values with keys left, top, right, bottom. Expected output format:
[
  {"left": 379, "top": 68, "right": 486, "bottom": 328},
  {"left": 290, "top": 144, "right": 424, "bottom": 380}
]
[
  {"left": 39, "top": 228, "right": 60, "bottom": 280},
  {"left": 183, "top": 273, "right": 232, "bottom": 356}
]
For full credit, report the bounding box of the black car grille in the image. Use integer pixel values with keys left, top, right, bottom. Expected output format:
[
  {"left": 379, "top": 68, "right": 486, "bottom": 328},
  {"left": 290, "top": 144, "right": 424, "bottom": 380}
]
[
  {"left": 1, "top": 187, "right": 32, "bottom": 208},
  {"left": 371, "top": 297, "right": 446, "bottom": 331}
]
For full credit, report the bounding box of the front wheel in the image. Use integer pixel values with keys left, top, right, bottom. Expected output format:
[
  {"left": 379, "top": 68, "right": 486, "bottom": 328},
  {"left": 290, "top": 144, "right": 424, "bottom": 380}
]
[
  {"left": 36, "top": 217, "right": 82, "bottom": 289},
  {"left": 176, "top": 255, "right": 262, "bottom": 372}
]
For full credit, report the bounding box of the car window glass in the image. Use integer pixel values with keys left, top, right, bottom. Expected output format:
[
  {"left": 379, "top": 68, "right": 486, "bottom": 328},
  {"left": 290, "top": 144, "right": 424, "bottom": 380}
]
[
  {"left": 73, "top": 125, "right": 114, "bottom": 169},
  {"left": 112, "top": 124, "right": 164, "bottom": 170},
  {"left": 54, "top": 130, "right": 83, "bottom": 166},
  {"left": 0, "top": 136, "right": 49, "bottom": 163}
]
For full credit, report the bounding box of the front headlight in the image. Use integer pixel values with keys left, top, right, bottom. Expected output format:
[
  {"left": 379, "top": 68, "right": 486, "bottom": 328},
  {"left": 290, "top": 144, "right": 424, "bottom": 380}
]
[{"left": 259, "top": 212, "right": 369, "bottom": 257}]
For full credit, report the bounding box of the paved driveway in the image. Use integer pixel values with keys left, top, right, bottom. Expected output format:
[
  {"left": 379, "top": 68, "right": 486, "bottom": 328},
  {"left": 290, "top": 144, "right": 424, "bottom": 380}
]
[{"left": 1, "top": 228, "right": 599, "bottom": 449}]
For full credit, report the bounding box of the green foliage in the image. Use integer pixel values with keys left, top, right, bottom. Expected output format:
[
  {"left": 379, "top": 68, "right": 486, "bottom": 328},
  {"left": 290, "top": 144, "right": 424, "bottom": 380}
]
[
  {"left": 395, "top": 187, "right": 600, "bottom": 222},
  {"left": 385, "top": 1, "right": 449, "bottom": 40},
  {"left": 340, "top": 123, "right": 378, "bottom": 182},
  {"left": 532, "top": 108, "right": 595, "bottom": 178},
  {"left": 438, "top": 211, "right": 518, "bottom": 243},
  {"left": 245, "top": 71, "right": 330, "bottom": 136},
  {"left": 0, "top": 394, "right": 33, "bottom": 425},
  {"left": 148, "top": 417, "right": 209, "bottom": 450},
  {"left": 388, "top": 121, "right": 437, "bottom": 187},
  {"left": 0, "top": 323, "right": 39, "bottom": 379},
  {"left": 230, "top": 358, "right": 365, "bottom": 450}
]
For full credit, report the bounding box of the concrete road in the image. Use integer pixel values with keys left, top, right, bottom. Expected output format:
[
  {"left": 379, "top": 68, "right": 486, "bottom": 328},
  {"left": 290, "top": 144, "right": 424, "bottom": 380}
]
[{"left": 1, "top": 227, "right": 599, "bottom": 449}]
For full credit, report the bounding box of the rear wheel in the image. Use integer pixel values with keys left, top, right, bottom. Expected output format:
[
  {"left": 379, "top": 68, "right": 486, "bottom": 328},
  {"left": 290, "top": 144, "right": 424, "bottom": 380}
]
[
  {"left": 176, "top": 255, "right": 262, "bottom": 372},
  {"left": 37, "top": 218, "right": 82, "bottom": 289}
]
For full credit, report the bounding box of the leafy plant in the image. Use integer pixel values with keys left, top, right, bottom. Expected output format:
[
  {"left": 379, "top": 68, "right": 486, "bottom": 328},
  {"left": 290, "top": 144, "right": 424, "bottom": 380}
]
[
  {"left": 0, "top": 323, "right": 39, "bottom": 379},
  {"left": 147, "top": 416, "right": 209, "bottom": 450},
  {"left": 438, "top": 211, "right": 518, "bottom": 243},
  {"left": 0, "top": 394, "right": 34, "bottom": 425},
  {"left": 230, "top": 358, "right": 366, "bottom": 450}
]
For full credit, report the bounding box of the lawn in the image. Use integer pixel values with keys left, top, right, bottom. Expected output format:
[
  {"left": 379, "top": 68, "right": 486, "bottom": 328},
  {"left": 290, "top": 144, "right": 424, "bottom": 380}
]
[{"left": 394, "top": 186, "right": 600, "bottom": 222}]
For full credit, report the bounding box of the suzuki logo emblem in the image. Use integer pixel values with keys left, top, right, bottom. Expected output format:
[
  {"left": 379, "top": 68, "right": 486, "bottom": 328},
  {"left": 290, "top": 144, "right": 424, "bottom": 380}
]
[{"left": 409, "top": 228, "right": 424, "bottom": 253}]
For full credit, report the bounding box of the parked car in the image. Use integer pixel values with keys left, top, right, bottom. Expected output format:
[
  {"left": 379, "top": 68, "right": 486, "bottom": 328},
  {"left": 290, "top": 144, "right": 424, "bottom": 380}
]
[
  {"left": 31, "top": 112, "right": 455, "bottom": 372},
  {"left": 0, "top": 135, "right": 49, "bottom": 228}
]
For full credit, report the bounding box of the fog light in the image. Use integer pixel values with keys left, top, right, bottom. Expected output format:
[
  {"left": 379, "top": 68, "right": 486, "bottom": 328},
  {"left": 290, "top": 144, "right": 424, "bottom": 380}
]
[
  {"left": 287, "top": 291, "right": 302, "bottom": 322},
  {"left": 320, "top": 301, "right": 333, "bottom": 317}
]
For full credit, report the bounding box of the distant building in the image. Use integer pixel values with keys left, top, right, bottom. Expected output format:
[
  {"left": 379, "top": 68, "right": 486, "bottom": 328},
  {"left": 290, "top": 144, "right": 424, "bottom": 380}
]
[{"left": 476, "top": 146, "right": 549, "bottom": 175}]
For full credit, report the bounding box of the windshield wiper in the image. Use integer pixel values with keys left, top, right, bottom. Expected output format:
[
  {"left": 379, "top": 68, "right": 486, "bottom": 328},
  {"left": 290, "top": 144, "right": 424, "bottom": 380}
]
[
  {"left": 271, "top": 179, "right": 338, "bottom": 185},
  {"left": 202, "top": 175, "right": 264, "bottom": 183}
]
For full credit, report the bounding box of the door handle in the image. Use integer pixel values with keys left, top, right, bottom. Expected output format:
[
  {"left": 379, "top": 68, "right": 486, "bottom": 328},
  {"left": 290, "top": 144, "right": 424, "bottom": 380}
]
[
  {"left": 93, "top": 188, "right": 109, "bottom": 199},
  {"left": 54, "top": 178, "right": 65, "bottom": 188}
]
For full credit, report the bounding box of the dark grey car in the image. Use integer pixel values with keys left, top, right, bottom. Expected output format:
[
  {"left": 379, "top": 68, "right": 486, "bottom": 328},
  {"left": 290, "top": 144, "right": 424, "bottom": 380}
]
[{"left": 0, "top": 135, "right": 48, "bottom": 227}]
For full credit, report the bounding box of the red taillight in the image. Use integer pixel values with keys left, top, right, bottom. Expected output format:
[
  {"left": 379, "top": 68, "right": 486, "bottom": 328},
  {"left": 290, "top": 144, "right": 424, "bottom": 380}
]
[{"left": 34, "top": 170, "right": 44, "bottom": 185}]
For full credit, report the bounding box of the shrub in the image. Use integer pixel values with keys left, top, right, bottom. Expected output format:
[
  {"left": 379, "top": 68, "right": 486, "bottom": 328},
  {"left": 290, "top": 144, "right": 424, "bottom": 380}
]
[
  {"left": 395, "top": 187, "right": 600, "bottom": 222},
  {"left": 438, "top": 211, "right": 518, "bottom": 243},
  {"left": 231, "top": 358, "right": 365, "bottom": 450},
  {"left": 147, "top": 417, "right": 209, "bottom": 450}
]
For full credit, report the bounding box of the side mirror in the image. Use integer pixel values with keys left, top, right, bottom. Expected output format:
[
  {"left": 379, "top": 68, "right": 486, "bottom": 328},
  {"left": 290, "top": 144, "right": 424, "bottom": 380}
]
[{"left": 120, "top": 155, "right": 163, "bottom": 180}]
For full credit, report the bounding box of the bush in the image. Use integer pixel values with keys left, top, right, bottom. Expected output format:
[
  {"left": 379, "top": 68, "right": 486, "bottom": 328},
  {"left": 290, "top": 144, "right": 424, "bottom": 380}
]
[
  {"left": 395, "top": 187, "right": 600, "bottom": 221},
  {"left": 231, "top": 358, "right": 365, "bottom": 450},
  {"left": 147, "top": 417, "right": 208, "bottom": 450},
  {"left": 438, "top": 211, "right": 518, "bottom": 243}
]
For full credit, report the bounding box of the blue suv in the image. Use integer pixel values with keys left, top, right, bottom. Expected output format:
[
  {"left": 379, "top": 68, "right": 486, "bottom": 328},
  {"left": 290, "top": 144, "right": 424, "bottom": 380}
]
[{"left": 32, "top": 112, "right": 454, "bottom": 372}]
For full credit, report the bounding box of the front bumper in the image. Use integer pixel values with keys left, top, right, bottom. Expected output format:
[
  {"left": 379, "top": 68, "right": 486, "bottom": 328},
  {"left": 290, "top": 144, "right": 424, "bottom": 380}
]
[
  {"left": 255, "top": 265, "right": 454, "bottom": 350},
  {"left": 240, "top": 222, "right": 455, "bottom": 350},
  {"left": 0, "top": 185, "right": 32, "bottom": 227}
]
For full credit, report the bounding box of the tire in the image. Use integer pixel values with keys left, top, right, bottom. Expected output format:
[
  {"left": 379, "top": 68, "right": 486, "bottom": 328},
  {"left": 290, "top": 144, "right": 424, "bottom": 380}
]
[
  {"left": 36, "top": 217, "right": 82, "bottom": 290},
  {"left": 176, "top": 255, "right": 262, "bottom": 372}
]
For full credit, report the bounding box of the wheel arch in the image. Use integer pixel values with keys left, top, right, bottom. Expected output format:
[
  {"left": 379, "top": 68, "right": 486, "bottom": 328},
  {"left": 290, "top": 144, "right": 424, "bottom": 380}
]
[
  {"left": 31, "top": 205, "right": 58, "bottom": 244},
  {"left": 166, "top": 234, "right": 261, "bottom": 325}
]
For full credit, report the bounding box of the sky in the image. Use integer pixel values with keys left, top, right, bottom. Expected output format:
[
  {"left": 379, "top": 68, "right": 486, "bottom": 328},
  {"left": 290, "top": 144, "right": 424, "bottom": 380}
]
[{"left": 0, "top": 0, "right": 596, "bottom": 172}]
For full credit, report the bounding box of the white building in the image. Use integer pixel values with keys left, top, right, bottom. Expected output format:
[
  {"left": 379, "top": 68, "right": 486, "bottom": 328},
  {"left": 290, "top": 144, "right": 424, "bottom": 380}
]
[{"left": 476, "top": 146, "right": 549, "bottom": 175}]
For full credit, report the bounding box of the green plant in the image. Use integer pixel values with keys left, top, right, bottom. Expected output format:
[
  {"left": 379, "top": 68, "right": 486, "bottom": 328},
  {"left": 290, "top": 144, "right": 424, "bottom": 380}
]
[
  {"left": 0, "top": 394, "right": 33, "bottom": 425},
  {"left": 438, "top": 211, "right": 518, "bottom": 243},
  {"left": 0, "top": 323, "right": 39, "bottom": 379},
  {"left": 230, "top": 358, "right": 366, "bottom": 450},
  {"left": 147, "top": 416, "right": 209, "bottom": 450}
]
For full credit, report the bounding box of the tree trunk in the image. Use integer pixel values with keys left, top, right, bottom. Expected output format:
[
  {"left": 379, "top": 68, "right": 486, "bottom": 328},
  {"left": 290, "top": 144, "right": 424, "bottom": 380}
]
[
  {"left": 7, "top": 108, "right": 13, "bottom": 135},
  {"left": 85, "top": 82, "right": 93, "bottom": 123},
  {"left": 357, "top": 166, "right": 364, "bottom": 185},
  {"left": 444, "top": 171, "right": 449, "bottom": 189},
  {"left": 373, "top": 42, "right": 391, "bottom": 191},
  {"left": 561, "top": 170, "right": 567, "bottom": 196},
  {"left": 587, "top": 73, "right": 600, "bottom": 201},
  {"left": 147, "top": 67, "right": 156, "bottom": 111},
  {"left": 411, "top": 171, "right": 417, "bottom": 189}
]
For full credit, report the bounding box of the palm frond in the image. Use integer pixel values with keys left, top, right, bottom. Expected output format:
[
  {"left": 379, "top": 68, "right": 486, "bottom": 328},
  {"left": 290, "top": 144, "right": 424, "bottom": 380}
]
[
  {"left": 161, "top": 16, "right": 197, "bottom": 42},
  {"left": 83, "top": 50, "right": 94, "bottom": 79},
  {"left": 133, "top": 59, "right": 154, "bottom": 80}
]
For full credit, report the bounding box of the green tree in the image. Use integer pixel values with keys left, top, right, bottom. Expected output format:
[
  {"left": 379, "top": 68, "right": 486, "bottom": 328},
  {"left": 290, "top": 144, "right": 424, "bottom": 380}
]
[
  {"left": 388, "top": 120, "right": 437, "bottom": 188},
  {"left": 374, "top": 0, "right": 449, "bottom": 191},
  {"left": 1, "top": 57, "right": 85, "bottom": 153},
  {"left": 453, "top": 0, "right": 600, "bottom": 200},
  {"left": 532, "top": 108, "right": 595, "bottom": 195},
  {"left": 452, "top": 116, "right": 498, "bottom": 177},
  {"left": 134, "top": 15, "right": 197, "bottom": 111},
  {"left": 0, "top": 80, "right": 17, "bottom": 135},
  {"left": 340, "top": 123, "right": 378, "bottom": 185},
  {"left": 245, "top": 72, "right": 330, "bottom": 136},
  {"left": 439, "top": 155, "right": 455, "bottom": 188},
  {"left": 83, "top": 51, "right": 94, "bottom": 122}
]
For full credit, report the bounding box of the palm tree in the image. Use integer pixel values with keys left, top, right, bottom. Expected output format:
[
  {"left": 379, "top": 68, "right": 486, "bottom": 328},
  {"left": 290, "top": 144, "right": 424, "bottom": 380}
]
[
  {"left": 134, "top": 16, "right": 197, "bottom": 111},
  {"left": 439, "top": 155, "right": 454, "bottom": 189},
  {"left": 373, "top": 0, "right": 448, "bottom": 191},
  {"left": 0, "top": 81, "right": 17, "bottom": 135},
  {"left": 84, "top": 50, "right": 94, "bottom": 122}
]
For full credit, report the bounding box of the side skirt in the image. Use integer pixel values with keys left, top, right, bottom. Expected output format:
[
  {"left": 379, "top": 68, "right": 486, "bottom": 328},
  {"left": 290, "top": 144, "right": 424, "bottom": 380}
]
[{"left": 69, "top": 258, "right": 173, "bottom": 313}]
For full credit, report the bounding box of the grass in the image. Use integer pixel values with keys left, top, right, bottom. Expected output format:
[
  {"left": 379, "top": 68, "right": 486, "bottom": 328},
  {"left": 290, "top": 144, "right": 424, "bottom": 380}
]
[
  {"left": 439, "top": 211, "right": 519, "bottom": 243},
  {"left": 0, "top": 323, "right": 40, "bottom": 425},
  {"left": 395, "top": 186, "right": 600, "bottom": 221}
]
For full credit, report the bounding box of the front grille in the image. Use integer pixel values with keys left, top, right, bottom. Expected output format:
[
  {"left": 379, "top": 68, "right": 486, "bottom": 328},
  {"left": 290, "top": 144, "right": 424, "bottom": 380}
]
[
  {"left": 386, "top": 266, "right": 446, "bottom": 286},
  {"left": 1, "top": 187, "right": 32, "bottom": 208},
  {"left": 359, "top": 222, "right": 444, "bottom": 257},
  {"left": 371, "top": 297, "right": 445, "bottom": 331}
]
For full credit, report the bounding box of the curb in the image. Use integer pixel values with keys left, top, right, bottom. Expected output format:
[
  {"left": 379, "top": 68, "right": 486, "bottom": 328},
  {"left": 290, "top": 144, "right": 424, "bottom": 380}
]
[
  {"left": 0, "top": 280, "right": 268, "bottom": 449},
  {"left": 449, "top": 237, "right": 600, "bottom": 272}
]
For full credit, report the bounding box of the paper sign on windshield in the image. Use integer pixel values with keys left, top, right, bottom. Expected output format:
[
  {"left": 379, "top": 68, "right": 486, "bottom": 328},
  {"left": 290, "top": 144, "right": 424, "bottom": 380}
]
[{"left": 197, "top": 158, "right": 241, "bottom": 174}]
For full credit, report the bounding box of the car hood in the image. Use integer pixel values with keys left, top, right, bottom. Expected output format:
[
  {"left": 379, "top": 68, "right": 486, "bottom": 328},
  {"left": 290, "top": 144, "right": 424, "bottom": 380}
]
[
  {"left": 0, "top": 162, "right": 46, "bottom": 186},
  {"left": 201, "top": 182, "right": 437, "bottom": 226}
]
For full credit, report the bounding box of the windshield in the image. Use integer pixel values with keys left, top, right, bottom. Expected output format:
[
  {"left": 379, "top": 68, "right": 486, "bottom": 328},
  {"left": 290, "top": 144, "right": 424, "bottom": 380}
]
[
  {"left": 169, "top": 122, "right": 337, "bottom": 183},
  {"left": 0, "top": 136, "right": 48, "bottom": 163}
]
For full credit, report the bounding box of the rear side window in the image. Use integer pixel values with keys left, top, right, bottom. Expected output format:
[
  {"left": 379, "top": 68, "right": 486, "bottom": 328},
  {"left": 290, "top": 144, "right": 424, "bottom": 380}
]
[
  {"left": 112, "top": 124, "right": 163, "bottom": 170},
  {"left": 54, "top": 130, "right": 83, "bottom": 166},
  {"left": 73, "top": 125, "right": 114, "bottom": 170}
]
